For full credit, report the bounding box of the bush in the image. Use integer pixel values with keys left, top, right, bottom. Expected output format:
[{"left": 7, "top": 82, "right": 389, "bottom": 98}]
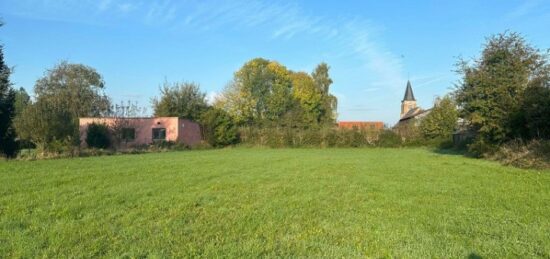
[
  {"left": 490, "top": 139, "right": 550, "bottom": 169},
  {"left": 239, "top": 126, "right": 381, "bottom": 148},
  {"left": 467, "top": 137, "right": 499, "bottom": 158},
  {"left": 377, "top": 130, "right": 402, "bottom": 148},
  {"left": 200, "top": 108, "right": 239, "bottom": 147},
  {"left": 86, "top": 123, "right": 111, "bottom": 149}
]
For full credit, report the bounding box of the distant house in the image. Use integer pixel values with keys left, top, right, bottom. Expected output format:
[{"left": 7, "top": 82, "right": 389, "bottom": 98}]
[
  {"left": 79, "top": 117, "right": 202, "bottom": 148},
  {"left": 397, "top": 80, "right": 431, "bottom": 126},
  {"left": 338, "top": 121, "right": 384, "bottom": 130}
]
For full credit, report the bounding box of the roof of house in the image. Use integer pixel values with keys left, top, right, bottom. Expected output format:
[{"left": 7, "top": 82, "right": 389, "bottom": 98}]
[
  {"left": 338, "top": 121, "right": 384, "bottom": 129},
  {"left": 399, "top": 107, "right": 431, "bottom": 121},
  {"left": 403, "top": 80, "right": 415, "bottom": 101}
]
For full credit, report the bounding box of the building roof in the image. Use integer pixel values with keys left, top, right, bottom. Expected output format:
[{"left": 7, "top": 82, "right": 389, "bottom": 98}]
[
  {"left": 338, "top": 121, "right": 384, "bottom": 129},
  {"left": 403, "top": 80, "right": 415, "bottom": 101},
  {"left": 399, "top": 107, "right": 431, "bottom": 122}
]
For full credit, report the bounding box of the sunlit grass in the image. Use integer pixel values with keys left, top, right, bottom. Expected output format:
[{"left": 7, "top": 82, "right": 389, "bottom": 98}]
[{"left": 1, "top": 148, "right": 549, "bottom": 257}]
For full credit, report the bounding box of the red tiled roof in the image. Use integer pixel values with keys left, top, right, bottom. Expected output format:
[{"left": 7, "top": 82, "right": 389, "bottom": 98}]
[{"left": 338, "top": 121, "right": 384, "bottom": 130}]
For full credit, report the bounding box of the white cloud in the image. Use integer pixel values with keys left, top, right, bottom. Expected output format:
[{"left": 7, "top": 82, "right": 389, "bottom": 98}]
[{"left": 206, "top": 91, "right": 220, "bottom": 105}]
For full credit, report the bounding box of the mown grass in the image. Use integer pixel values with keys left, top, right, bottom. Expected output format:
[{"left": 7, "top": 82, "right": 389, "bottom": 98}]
[{"left": 1, "top": 148, "right": 549, "bottom": 258}]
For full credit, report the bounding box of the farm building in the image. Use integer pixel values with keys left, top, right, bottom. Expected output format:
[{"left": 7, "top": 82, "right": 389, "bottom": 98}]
[{"left": 79, "top": 117, "right": 202, "bottom": 149}]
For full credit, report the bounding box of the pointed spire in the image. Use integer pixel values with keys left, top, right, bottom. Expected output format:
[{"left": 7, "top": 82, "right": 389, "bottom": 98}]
[{"left": 403, "top": 80, "right": 415, "bottom": 101}]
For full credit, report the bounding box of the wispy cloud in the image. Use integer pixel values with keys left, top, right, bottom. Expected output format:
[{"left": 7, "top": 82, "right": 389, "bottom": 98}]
[
  {"left": 3, "top": 0, "right": 409, "bottom": 121},
  {"left": 411, "top": 74, "right": 450, "bottom": 88},
  {"left": 506, "top": 0, "right": 541, "bottom": 19},
  {"left": 145, "top": 0, "right": 177, "bottom": 25}
]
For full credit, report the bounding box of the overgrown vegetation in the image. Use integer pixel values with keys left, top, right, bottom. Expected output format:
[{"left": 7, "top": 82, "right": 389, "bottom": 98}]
[
  {"left": 85, "top": 123, "right": 111, "bottom": 149},
  {"left": 200, "top": 108, "right": 239, "bottom": 147},
  {"left": 14, "top": 62, "right": 110, "bottom": 154},
  {"left": 455, "top": 32, "right": 550, "bottom": 157}
]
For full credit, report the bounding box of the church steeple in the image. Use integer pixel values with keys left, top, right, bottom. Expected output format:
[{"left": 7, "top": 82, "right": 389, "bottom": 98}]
[
  {"left": 400, "top": 80, "right": 417, "bottom": 118},
  {"left": 403, "top": 80, "right": 415, "bottom": 101}
]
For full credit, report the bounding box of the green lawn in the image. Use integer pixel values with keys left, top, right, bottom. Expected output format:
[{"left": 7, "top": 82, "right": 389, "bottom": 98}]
[{"left": 1, "top": 148, "right": 549, "bottom": 258}]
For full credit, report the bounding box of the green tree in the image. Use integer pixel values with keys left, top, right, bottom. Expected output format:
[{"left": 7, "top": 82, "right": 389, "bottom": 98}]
[
  {"left": 312, "top": 62, "right": 333, "bottom": 94},
  {"left": 217, "top": 58, "right": 293, "bottom": 125},
  {"left": 15, "top": 62, "right": 110, "bottom": 150},
  {"left": 311, "top": 63, "right": 337, "bottom": 124},
  {"left": 455, "top": 32, "right": 549, "bottom": 152},
  {"left": 420, "top": 96, "right": 458, "bottom": 140},
  {"left": 15, "top": 98, "right": 74, "bottom": 152},
  {"left": 290, "top": 72, "right": 322, "bottom": 125},
  {"left": 200, "top": 108, "right": 239, "bottom": 147},
  {"left": 152, "top": 81, "right": 208, "bottom": 121},
  {"left": 14, "top": 87, "right": 30, "bottom": 116},
  {"left": 0, "top": 29, "right": 18, "bottom": 158},
  {"left": 522, "top": 84, "right": 550, "bottom": 139}
]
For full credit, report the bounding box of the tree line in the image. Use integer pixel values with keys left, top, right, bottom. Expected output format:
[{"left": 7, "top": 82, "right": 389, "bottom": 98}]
[
  {"left": 152, "top": 58, "right": 338, "bottom": 146},
  {"left": 1, "top": 23, "right": 338, "bottom": 157},
  {"left": 1, "top": 18, "right": 549, "bottom": 163},
  {"left": 396, "top": 32, "right": 550, "bottom": 161}
]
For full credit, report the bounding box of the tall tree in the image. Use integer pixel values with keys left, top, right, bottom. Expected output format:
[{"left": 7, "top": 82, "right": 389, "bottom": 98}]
[
  {"left": 217, "top": 58, "right": 293, "bottom": 125},
  {"left": 311, "top": 63, "right": 337, "bottom": 124},
  {"left": 152, "top": 81, "right": 208, "bottom": 121},
  {"left": 455, "top": 32, "right": 549, "bottom": 151},
  {"left": 312, "top": 62, "right": 333, "bottom": 94},
  {"left": 290, "top": 71, "right": 323, "bottom": 125},
  {"left": 14, "top": 87, "right": 30, "bottom": 116},
  {"left": 15, "top": 62, "right": 110, "bottom": 150},
  {"left": 0, "top": 24, "right": 18, "bottom": 158}
]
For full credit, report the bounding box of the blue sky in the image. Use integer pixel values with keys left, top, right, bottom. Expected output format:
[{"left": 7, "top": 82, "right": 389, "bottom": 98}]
[{"left": 1, "top": 0, "right": 549, "bottom": 124}]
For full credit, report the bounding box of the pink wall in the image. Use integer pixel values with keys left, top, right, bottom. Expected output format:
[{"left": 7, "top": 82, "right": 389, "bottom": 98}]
[
  {"left": 79, "top": 117, "right": 202, "bottom": 148},
  {"left": 178, "top": 119, "right": 202, "bottom": 146}
]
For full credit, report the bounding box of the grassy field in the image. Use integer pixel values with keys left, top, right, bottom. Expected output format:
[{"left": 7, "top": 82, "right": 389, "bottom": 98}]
[{"left": 1, "top": 148, "right": 549, "bottom": 258}]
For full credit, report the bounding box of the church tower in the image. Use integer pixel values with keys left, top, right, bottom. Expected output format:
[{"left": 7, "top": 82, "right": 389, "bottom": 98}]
[{"left": 400, "top": 80, "right": 417, "bottom": 118}]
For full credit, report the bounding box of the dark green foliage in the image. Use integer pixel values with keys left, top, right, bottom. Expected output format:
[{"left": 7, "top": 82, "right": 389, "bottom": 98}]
[
  {"left": 311, "top": 62, "right": 337, "bottom": 124},
  {"left": 420, "top": 96, "right": 458, "bottom": 140},
  {"left": 15, "top": 100, "right": 75, "bottom": 151},
  {"left": 239, "top": 127, "right": 381, "bottom": 148},
  {"left": 0, "top": 31, "right": 18, "bottom": 158},
  {"left": 14, "top": 62, "right": 110, "bottom": 152},
  {"left": 200, "top": 108, "right": 239, "bottom": 147},
  {"left": 521, "top": 85, "right": 550, "bottom": 139},
  {"left": 376, "top": 130, "right": 402, "bottom": 148},
  {"left": 152, "top": 81, "right": 208, "bottom": 121},
  {"left": 86, "top": 123, "right": 110, "bottom": 149},
  {"left": 13, "top": 87, "right": 30, "bottom": 116},
  {"left": 455, "top": 32, "right": 550, "bottom": 155}
]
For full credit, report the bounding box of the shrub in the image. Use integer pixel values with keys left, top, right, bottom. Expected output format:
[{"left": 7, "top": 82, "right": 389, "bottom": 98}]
[
  {"left": 86, "top": 123, "right": 111, "bottom": 149},
  {"left": 490, "top": 139, "right": 550, "bottom": 169},
  {"left": 239, "top": 126, "right": 380, "bottom": 148},
  {"left": 376, "top": 130, "right": 402, "bottom": 148},
  {"left": 200, "top": 108, "right": 239, "bottom": 147}
]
